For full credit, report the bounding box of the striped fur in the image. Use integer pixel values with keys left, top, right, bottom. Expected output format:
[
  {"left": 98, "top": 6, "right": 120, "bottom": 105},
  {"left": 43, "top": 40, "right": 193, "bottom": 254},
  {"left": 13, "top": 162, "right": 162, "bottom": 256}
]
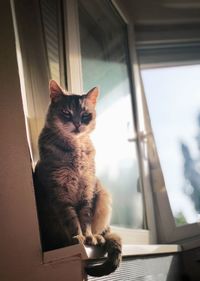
[{"left": 34, "top": 80, "right": 121, "bottom": 276}]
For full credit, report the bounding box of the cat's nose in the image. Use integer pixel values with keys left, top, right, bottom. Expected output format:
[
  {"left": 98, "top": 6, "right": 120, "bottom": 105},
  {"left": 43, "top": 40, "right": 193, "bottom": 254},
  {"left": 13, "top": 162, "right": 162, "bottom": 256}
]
[{"left": 74, "top": 122, "right": 81, "bottom": 128}]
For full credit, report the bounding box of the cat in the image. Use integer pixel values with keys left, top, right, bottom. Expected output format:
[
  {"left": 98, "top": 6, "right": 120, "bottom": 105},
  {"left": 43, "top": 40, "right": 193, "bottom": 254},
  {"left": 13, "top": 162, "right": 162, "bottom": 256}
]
[{"left": 34, "top": 80, "right": 122, "bottom": 277}]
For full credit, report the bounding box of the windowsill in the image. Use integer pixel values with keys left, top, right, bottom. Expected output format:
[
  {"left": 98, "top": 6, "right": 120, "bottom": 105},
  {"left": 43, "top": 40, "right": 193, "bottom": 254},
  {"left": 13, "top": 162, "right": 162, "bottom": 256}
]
[
  {"left": 122, "top": 244, "right": 180, "bottom": 256},
  {"left": 43, "top": 243, "right": 181, "bottom": 264}
]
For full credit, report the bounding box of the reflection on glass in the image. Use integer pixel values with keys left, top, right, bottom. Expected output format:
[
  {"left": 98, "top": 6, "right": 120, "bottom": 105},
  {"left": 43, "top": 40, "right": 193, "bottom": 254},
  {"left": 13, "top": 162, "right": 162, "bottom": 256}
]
[
  {"left": 141, "top": 64, "right": 200, "bottom": 226},
  {"left": 78, "top": 0, "right": 143, "bottom": 228}
]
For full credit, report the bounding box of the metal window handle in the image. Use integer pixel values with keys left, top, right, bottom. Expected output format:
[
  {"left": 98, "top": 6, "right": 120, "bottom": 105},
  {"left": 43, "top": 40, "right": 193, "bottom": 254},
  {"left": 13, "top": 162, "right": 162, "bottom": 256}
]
[
  {"left": 127, "top": 130, "right": 152, "bottom": 142},
  {"left": 138, "top": 131, "right": 152, "bottom": 140},
  {"left": 139, "top": 131, "right": 152, "bottom": 160}
]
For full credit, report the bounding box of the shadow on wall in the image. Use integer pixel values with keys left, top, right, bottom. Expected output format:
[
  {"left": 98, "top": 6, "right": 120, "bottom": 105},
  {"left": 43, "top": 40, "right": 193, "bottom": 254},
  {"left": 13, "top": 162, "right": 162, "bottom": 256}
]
[{"left": 167, "top": 254, "right": 183, "bottom": 281}]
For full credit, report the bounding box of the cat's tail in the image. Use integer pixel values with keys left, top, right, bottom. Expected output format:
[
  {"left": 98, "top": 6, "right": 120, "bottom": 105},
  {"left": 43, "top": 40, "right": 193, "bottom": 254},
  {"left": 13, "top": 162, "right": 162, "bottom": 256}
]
[{"left": 85, "top": 232, "right": 122, "bottom": 277}]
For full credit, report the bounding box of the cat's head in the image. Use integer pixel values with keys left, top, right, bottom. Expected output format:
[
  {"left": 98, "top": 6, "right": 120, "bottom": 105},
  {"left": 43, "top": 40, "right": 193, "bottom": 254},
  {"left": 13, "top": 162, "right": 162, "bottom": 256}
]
[{"left": 47, "top": 80, "right": 99, "bottom": 137}]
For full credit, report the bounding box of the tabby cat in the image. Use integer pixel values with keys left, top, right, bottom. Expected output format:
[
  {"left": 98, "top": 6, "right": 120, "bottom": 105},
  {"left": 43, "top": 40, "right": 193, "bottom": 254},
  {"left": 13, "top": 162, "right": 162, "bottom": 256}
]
[{"left": 34, "top": 80, "right": 122, "bottom": 277}]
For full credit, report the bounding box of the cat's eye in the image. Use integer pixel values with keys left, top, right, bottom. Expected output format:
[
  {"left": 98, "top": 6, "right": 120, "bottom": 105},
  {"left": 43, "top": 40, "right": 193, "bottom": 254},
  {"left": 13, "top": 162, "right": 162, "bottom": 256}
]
[
  {"left": 62, "top": 110, "right": 71, "bottom": 120},
  {"left": 81, "top": 112, "right": 91, "bottom": 122}
]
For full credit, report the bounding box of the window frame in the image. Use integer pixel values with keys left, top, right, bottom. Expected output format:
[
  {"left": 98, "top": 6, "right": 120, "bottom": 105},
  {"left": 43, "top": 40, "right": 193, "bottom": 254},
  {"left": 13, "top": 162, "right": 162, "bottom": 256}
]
[
  {"left": 136, "top": 32, "right": 200, "bottom": 246},
  {"left": 63, "top": 0, "right": 83, "bottom": 93},
  {"left": 143, "top": 93, "right": 200, "bottom": 246}
]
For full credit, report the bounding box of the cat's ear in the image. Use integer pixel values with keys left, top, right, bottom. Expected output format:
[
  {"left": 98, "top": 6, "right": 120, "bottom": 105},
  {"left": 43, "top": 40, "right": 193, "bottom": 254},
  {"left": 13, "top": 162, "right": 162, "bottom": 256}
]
[
  {"left": 86, "top": 87, "right": 99, "bottom": 105},
  {"left": 49, "top": 80, "right": 65, "bottom": 101}
]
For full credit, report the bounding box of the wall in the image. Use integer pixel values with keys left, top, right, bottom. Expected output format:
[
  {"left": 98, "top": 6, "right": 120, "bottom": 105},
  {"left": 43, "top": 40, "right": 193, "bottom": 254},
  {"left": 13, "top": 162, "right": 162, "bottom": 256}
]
[
  {"left": 0, "top": 1, "right": 84, "bottom": 280},
  {"left": 88, "top": 254, "right": 181, "bottom": 281}
]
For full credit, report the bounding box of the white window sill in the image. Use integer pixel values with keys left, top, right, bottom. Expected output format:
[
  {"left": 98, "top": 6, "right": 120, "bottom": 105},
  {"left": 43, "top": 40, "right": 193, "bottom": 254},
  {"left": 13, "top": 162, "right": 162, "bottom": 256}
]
[
  {"left": 122, "top": 244, "right": 180, "bottom": 256},
  {"left": 43, "top": 243, "right": 180, "bottom": 264}
]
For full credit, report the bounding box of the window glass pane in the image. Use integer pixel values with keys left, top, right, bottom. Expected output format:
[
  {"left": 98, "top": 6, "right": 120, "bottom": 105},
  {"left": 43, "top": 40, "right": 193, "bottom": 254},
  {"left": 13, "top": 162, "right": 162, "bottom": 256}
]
[
  {"left": 141, "top": 64, "right": 200, "bottom": 226},
  {"left": 78, "top": 0, "right": 144, "bottom": 228},
  {"left": 40, "top": 0, "right": 65, "bottom": 84}
]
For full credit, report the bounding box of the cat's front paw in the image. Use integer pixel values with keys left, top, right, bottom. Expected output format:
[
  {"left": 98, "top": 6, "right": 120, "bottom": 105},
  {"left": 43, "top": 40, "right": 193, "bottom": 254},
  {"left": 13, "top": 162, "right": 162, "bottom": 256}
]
[
  {"left": 94, "top": 234, "right": 105, "bottom": 245},
  {"left": 85, "top": 234, "right": 106, "bottom": 246},
  {"left": 72, "top": 234, "right": 85, "bottom": 245},
  {"left": 85, "top": 234, "right": 98, "bottom": 246}
]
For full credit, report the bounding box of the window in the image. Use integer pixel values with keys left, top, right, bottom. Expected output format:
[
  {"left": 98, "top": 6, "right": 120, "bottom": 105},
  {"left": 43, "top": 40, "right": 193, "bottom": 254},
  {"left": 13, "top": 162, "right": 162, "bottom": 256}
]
[
  {"left": 78, "top": 0, "right": 143, "bottom": 229},
  {"left": 136, "top": 28, "right": 200, "bottom": 244}
]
